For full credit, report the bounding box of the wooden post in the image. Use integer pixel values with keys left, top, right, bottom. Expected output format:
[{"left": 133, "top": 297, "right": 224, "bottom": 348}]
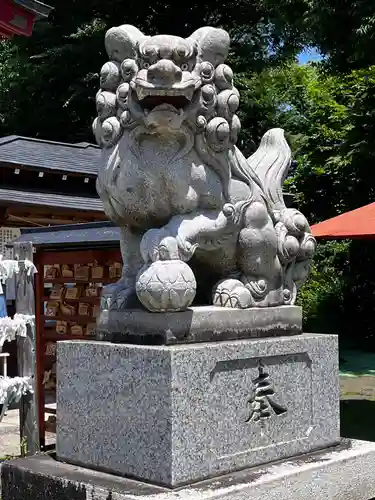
[{"left": 13, "top": 241, "right": 39, "bottom": 456}]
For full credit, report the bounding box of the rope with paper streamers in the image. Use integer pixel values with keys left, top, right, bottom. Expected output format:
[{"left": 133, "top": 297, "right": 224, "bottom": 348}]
[
  {"left": 0, "top": 313, "right": 35, "bottom": 421},
  {"left": 0, "top": 254, "right": 37, "bottom": 351}
]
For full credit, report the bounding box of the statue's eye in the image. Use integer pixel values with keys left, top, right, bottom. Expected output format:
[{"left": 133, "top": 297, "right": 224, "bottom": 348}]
[
  {"left": 181, "top": 63, "right": 189, "bottom": 71},
  {"left": 142, "top": 61, "right": 150, "bottom": 69}
]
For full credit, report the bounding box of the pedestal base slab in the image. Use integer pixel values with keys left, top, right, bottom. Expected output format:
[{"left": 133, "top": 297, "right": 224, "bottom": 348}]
[
  {"left": 3, "top": 440, "right": 375, "bottom": 500},
  {"left": 96, "top": 305, "right": 302, "bottom": 344}
]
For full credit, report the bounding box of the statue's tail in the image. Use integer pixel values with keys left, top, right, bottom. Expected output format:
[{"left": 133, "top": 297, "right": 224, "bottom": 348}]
[{"left": 247, "top": 128, "right": 292, "bottom": 213}]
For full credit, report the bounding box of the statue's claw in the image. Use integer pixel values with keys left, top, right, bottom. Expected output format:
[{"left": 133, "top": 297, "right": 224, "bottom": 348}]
[
  {"left": 100, "top": 280, "right": 140, "bottom": 310},
  {"left": 212, "top": 279, "right": 251, "bottom": 308}
]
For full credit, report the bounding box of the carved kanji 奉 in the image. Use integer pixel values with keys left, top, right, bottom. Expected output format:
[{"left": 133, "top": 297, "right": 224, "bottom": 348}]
[
  {"left": 246, "top": 361, "right": 287, "bottom": 424},
  {"left": 93, "top": 25, "right": 316, "bottom": 312}
]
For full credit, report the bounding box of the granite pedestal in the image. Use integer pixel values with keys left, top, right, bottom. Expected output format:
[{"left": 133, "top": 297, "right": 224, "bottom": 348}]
[
  {"left": 56, "top": 332, "right": 340, "bottom": 487},
  {"left": 3, "top": 317, "right": 375, "bottom": 500}
]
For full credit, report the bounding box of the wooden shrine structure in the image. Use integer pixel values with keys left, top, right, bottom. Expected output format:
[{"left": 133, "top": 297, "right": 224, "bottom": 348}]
[
  {"left": 0, "top": 0, "right": 52, "bottom": 38},
  {"left": 0, "top": 136, "right": 107, "bottom": 227}
]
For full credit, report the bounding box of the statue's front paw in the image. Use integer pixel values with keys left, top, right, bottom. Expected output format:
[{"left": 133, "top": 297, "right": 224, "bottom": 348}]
[
  {"left": 212, "top": 279, "right": 251, "bottom": 308},
  {"left": 140, "top": 228, "right": 172, "bottom": 262},
  {"left": 101, "top": 280, "right": 139, "bottom": 310}
]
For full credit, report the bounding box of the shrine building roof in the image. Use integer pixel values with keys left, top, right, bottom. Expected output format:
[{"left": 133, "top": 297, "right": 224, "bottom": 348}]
[
  {"left": 14, "top": 221, "right": 120, "bottom": 248},
  {"left": 0, "top": 188, "right": 103, "bottom": 212},
  {"left": 0, "top": 136, "right": 100, "bottom": 176}
]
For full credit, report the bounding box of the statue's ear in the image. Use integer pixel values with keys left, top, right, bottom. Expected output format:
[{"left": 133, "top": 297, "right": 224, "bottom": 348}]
[
  {"left": 105, "top": 24, "right": 147, "bottom": 62},
  {"left": 188, "top": 27, "right": 230, "bottom": 66}
]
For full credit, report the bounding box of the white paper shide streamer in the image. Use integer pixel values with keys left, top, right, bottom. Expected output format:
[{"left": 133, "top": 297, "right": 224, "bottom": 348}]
[
  {"left": 0, "top": 256, "right": 38, "bottom": 421},
  {"left": 0, "top": 313, "right": 35, "bottom": 351},
  {"left": 0, "top": 314, "right": 35, "bottom": 420},
  {"left": 0, "top": 376, "right": 33, "bottom": 421}
]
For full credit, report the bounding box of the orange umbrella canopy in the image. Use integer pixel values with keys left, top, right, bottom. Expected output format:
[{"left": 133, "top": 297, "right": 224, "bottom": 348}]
[{"left": 311, "top": 202, "right": 375, "bottom": 239}]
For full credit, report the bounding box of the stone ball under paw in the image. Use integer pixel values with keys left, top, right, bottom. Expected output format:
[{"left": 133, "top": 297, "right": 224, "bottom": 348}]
[{"left": 136, "top": 260, "right": 196, "bottom": 312}]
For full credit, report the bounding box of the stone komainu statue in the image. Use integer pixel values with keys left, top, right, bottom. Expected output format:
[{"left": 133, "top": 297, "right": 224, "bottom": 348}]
[{"left": 93, "top": 25, "right": 316, "bottom": 312}]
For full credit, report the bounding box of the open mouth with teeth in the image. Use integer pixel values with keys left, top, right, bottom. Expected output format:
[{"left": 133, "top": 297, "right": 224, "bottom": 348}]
[
  {"left": 134, "top": 86, "right": 195, "bottom": 113},
  {"left": 138, "top": 95, "right": 190, "bottom": 111}
]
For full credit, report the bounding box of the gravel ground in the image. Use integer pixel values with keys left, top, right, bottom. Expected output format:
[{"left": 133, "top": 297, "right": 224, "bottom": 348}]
[
  {"left": 341, "top": 375, "right": 375, "bottom": 442},
  {"left": 0, "top": 411, "right": 20, "bottom": 458},
  {"left": 0, "top": 410, "right": 55, "bottom": 458}
]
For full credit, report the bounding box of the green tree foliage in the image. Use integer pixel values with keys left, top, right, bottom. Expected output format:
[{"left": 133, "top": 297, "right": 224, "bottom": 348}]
[
  {"left": 234, "top": 14, "right": 375, "bottom": 343},
  {"left": 290, "top": 66, "right": 375, "bottom": 222},
  {"left": 284, "top": 65, "right": 375, "bottom": 343},
  {"left": 305, "top": 0, "right": 375, "bottom": 72},
  {"left": 0, "top": 0, "right": 308, "bottom": 142},
  {"left": 237, "top": 63, "right": 375, "bottom": 342},
  {"left": 239, "top": 63, "right": 375, "bottom": 225},
  {"left": 236, "top": 63, "right": 348, "bottom": 193},
  {"left": 296, "top": 240, "right": 349, "bottom": 334}
]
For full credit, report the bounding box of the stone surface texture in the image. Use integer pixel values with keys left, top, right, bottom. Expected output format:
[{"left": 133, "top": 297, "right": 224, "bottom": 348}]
[
  {"left": 56, "top": 334, "right": 339, "bottom": 487},
  {"left": 3, "top": 440, "right": 375, "bottom": 500},
  {"left": 94, "top": 24, "right": 316, "bottom": 313},
  {"left": 96, "top": 305, "right": 302, "bottom": 344}
]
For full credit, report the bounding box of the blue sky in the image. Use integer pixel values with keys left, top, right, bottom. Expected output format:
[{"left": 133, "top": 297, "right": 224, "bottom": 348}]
[{"left": 298, "top": 47, "right": 322, "bottom": 64}]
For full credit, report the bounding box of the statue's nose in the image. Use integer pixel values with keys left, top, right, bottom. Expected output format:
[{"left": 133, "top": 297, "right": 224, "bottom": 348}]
[{"left": 147, "top": 59, "right": 182, "bottom": 86}]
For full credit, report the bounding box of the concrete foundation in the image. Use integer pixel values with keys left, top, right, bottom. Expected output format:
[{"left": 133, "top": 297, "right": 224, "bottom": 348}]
[{"left": 2, "top": 440, "right": 375, "bottom": 500}]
